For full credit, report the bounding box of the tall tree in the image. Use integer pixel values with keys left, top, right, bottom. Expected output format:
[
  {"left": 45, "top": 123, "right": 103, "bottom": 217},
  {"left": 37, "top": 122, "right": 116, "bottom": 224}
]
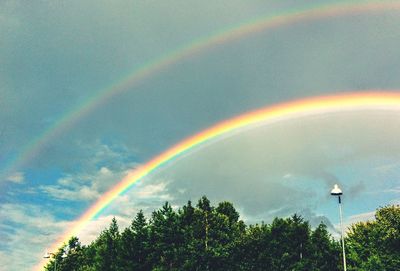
[
  {"left": 93, "top": 217, "right": 121, "bottom": 271},
  {"left": 45, "top": 199, "right": 398, "bottom": 271},
  {"left": 232, "top": 223, "right": 272, "bottom": 270},
  {"left": 119, "top": 210, "right": 149, "bottom": 271},
  {"left": 308, "top": 223, "right": 340, "bottom": 271},
  {"left": 148, "top": 202, "right": 182, "bottom": 270},
  {"left": 347, "top": 205, "right": 400, "bottom": 271}
]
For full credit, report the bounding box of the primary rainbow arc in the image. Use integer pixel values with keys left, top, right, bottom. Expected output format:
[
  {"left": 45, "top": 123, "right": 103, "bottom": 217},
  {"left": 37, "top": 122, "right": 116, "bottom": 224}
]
[
  {"left": 35, "top": 91, "right": 400, "bottom": 271},
  {"left": 29, "top": 1, "right": 400, "bottom": 269}
]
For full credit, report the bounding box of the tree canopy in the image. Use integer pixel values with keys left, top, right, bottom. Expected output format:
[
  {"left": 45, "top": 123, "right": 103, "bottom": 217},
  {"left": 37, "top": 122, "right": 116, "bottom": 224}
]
[{"left": 44, "top": 198, "right": 399, "bottom": 271}]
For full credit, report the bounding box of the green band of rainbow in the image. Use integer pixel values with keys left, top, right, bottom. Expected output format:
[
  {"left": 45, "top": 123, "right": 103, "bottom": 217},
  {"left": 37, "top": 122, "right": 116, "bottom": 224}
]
[
  {"left": 8, "top": 0, "right": 400, "bottom": 181},
  {"left": 36, "top": 91, "right": 400, "bottom": 271}
]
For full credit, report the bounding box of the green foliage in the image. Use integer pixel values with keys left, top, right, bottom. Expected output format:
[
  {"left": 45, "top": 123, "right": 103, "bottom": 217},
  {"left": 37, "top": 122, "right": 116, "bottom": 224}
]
[
  {"left": 44, "top": 200, "right": 399, "bottom": 271},
  {"left": 92, "top": 217, "right": 121, "bottom": 271},
  {"left": 347, "top": 205, "right": 400, "bottom": 271},
  {"left": 119, "top": 210, "right": 150, "bottom": 270}
]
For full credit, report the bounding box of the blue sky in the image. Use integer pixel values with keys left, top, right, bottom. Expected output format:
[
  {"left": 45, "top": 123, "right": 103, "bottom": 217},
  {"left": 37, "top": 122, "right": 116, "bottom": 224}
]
[{"left": 1, "top": 1, "right": 400, "bottom": 270}]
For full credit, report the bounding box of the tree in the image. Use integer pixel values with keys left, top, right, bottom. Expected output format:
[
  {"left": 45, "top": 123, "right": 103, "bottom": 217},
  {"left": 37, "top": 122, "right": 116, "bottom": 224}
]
[
  {"left": 119, "top": 210, "right": 150, "bottom": 271},
  {"left": 45, "top": 199, "right": 398, "bottom": 271},
  {"left": 308, "top": 223, "right": 340, "bottom": 271},
  {"left": 233, "top": 223, "right": 272, "bottom": 270},
  {"left": 178, "top": 200, "right": 197, "bottom": 270},
  {"left": 93, "top": 217, "right": 121, "bottom": 271},
  {"left": 268, "top": 215, "right": 309, "bottom": 270},
  {"left": 148, "top": 202, "right": 182, "bottom": 270},
  {"left": 346, "top": 205, "right": 400, "bottom": 271}
]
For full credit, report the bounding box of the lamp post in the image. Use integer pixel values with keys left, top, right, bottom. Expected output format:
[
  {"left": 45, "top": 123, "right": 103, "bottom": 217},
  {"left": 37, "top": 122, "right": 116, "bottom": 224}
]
[
  {"left": 331, "top": 184, "right": 347, "bottom": 271},
  {"left": 43, "top": 250, "right": 67, "bottom": 271}
]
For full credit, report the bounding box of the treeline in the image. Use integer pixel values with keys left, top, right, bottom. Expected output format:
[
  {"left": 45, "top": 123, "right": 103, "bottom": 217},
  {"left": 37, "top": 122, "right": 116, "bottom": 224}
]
[{"left": 45, "top": 197, "right": 399, "bottom": 271}]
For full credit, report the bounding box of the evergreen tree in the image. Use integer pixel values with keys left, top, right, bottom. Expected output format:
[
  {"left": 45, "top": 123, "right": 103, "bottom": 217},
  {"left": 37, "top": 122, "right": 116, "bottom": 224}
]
[
  {"left": 148, "top": 202, "right": 182, "bottom": 270},
  {"left": 93, "top": 217, "right": 121, "bottom": 271},
  {"left": 44, "top": 199, "right": 399, "bottom": 271},
  {"left": 178, "top": 200, "right": 197, "bottom": 270},
  {"left": 309, "top": 223, "right": 340, "bottom": 271},
  {"left": 119, "top": 210, "right": 149, "bottom": 271},
  {"left": 233, "top": 223, "right": 272, "bottom": 270}
]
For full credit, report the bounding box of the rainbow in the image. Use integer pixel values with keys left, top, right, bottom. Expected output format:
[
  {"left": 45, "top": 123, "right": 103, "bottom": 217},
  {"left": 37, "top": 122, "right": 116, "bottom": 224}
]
[
  {"left": 7, "top": 0, "right": 400, "bottom": 181},
  {"left": 36, "top": 91, "right": 400, "bottom": 271}
]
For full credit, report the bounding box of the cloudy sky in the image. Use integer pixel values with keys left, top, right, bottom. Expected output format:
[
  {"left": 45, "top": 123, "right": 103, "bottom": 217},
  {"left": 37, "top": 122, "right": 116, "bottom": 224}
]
[{"left": 2, "top": 0, "right": 400, "bottom": 270}]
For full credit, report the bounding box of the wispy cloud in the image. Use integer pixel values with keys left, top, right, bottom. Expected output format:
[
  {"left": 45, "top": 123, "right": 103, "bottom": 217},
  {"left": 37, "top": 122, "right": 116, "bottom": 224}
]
[
  {"left": 39, "top": 184, "right": 100, "bottom": 201},
  {"left": 384, "top": 187, "right": 400, "bottom": 193},
  {"left": 38, "top": 165, "right": 131, "bottom": 202},
  {"left": 135, "top": 181, "right": 172, "bottom": 200},
  {"left": 6, "top": 172, "right": 24, "bottom": 184},
  {"left": 331, "top": 210, "right": 376, "bottom": 238},
  {"left": 0, "top": 203, "right": 72, "bottom": 271},
  {"left": 78, "top": 214, "right": 132, "bottom": 245},
  {"left": 38, "top": 140, "right": 138, "bottom": 202},
  {"left": 103, "top": 178, "right": 175, "bottom": 220},
  {"left": 347, "top": 211, "right": 376, "bottom": 223}
]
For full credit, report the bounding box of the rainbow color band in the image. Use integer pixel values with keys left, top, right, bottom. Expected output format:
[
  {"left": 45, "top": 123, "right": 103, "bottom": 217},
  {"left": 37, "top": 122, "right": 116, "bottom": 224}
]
[
  {"left": 9, "top": 0, "right": 400, "bottom": 183},
  {"left": 36, "top": 91, "right": 400, "bottom": 270}
]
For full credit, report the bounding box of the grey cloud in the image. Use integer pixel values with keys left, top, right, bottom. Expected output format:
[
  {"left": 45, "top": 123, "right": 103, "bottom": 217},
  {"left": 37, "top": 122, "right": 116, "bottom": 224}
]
[
  {"left": 125, "top": 111, "right": 400, "bottom": 225},
  {"left": 3, "top": 1, "right": 400, "bottom": 269},
  {"left": 297, "top": 208, "right": 336, "bottom": 232},
  {"left": 4, "top": 0, "right": 400, "bottom": 179}
]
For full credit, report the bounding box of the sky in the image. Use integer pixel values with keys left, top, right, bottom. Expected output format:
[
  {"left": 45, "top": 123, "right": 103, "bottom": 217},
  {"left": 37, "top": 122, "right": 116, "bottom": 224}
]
[{"left": 1, "top": 0, "right": 400, "bottom": 270}]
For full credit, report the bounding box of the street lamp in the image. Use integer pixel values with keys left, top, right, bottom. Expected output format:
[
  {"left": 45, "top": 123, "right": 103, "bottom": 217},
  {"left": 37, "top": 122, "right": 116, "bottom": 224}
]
[
  {"left": 331, "top": 184, "right": 347, "bottom": 271},
  {"left": 43, "top": 250, "right": 67, "bottom": 271}
]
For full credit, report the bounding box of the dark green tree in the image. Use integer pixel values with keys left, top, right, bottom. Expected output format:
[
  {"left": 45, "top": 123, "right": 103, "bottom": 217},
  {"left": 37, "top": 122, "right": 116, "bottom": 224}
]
[
  {"left": 93, "top": 217, "right": 121, "bottom": 271},
  {"left": 119, "top": 210, "right": 150, "bottom": 271},
  {"left": 44, "top": 199, "right": 398, "bottom": 271},
  {"left": 233, "top": 223, "right": 272, "bottom": 270},
  {"left": 148, "top": 202, "right": 183, "bottom": 270},
  {"left": 308, "top": 223, "right": 340, "bottom": 271},
  {"left": 347, "top": 205, "right": 400, "bottom": 271}
]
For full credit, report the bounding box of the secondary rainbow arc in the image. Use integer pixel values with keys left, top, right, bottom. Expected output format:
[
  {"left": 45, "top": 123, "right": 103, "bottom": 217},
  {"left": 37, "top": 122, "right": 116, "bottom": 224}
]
[
  {"left": 29, "top": 0, "right": 400, "bottom": 269},
  {"left": 35, "top": 91, "right": 400, "bottom": 271},
  {"left": 8, "top": 0, "right": 400, "bottom": 183}
]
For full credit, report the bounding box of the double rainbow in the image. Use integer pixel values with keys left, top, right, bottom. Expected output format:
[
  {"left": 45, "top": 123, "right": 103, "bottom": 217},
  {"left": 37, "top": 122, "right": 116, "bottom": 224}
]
[
  {"left": 9, "top": 0, "right": 400, "bottom": 180},
  {"left": 31, "top": 1, "right": 400, "bottom": 270}
]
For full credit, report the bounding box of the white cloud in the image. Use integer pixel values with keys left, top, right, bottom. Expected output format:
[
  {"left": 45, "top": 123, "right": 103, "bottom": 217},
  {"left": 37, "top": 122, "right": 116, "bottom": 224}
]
[
  {"left": 6, "top": 172, "right": 24, "bottom": 184},
  {"left": 330, "top": 210, "right": 376, "bottom": 238},
  {"left": 347, "top": 211, "right": 376, "bottom": 224},
  {"left": 283, "top": 173, "right": 293, "bottom": 179},
  {"left": 39, "top": 166, "right": 126, "bottom": 201},
  {"left": 384, "top": 187, "right": 400, "bottom": 193},
  {"left": 100, "top": 166, "right": 112, "bottom": 175},
  {"left": 373, "top": 163, "right": 400, "bottom": 174},
  {"left": 78, "top": 214, "right": 131, "bottom": 245},
  {"left": 39, "top": 184, "right": 100, "bottom": 201},
  {"left": 38, "top": 140, "right": 139, "bottom": 202},
  {"left": 103, "top": 179, "right": 175, "bottom": 220},
  {"left": 0, "top": 203, "right": 72, "bottom": 271},
  {"left": 135, "top": 181, "right": 170, "bottom": 199}
]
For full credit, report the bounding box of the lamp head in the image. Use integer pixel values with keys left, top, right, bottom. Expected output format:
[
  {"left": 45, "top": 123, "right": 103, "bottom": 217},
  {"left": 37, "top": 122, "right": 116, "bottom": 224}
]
[{"left": 330, "top": 184, "right": 343, "bottom": 196}]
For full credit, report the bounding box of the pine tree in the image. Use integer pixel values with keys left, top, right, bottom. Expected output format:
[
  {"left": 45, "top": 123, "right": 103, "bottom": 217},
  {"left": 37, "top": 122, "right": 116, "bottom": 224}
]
[
  {"left": 93, "top": 217, "right": 121, "bottom": 271},
  {"left": 309, "top": 223, "right": 340, "bottom": 271},
  {"left": 44, "top": 199, "right": 398, "bottom": 271},
  {"left": 119, "top": 210, "right": 149, "bottom": 271},
  {"left": 148, "top": 202, "right": 182, "bottom": 270}
]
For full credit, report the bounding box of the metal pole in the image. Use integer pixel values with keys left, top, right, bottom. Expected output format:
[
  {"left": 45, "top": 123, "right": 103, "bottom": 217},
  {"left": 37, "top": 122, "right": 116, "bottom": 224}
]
[
  {"left": 338, "top": 196, "right": 347, "bottom": 271},
  {"left": 54, "top": 258, "right": 57, "bottom": 271}
]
